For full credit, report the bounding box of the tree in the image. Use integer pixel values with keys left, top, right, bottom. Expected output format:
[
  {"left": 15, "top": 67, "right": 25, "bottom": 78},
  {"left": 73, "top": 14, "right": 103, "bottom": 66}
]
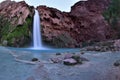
[{"left": 103, "top": 0, "right": 120, "bottom": 38}]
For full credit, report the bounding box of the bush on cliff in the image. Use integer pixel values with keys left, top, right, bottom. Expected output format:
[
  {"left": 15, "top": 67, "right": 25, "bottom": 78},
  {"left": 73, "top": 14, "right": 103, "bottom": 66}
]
[
  {"left": 0, "top": 15, "right": 12, "bottom": 44},
  {"left": 0, "top": 15, "right": 32, "bottom": 47},
  {"left": 103, "top": 0, "right": 120, "bottom": 38},
  {"left": 103, "top": 0, "right": 120, "bottom": 23}
]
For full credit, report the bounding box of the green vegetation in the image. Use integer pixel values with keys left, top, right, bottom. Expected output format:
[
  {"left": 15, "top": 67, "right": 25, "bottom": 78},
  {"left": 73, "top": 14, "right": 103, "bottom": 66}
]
[
  {"left": 103, "top": 0, "right": 120, "bottom": 38},
  {"left": 0, "top": 15, "right": 12, "bottom": 44},
  {"left": 103, "top": 0, "right": 120, "bottom": 24},
  {"left": 0, "top": 15, "right": 32, "bottom": 47}
]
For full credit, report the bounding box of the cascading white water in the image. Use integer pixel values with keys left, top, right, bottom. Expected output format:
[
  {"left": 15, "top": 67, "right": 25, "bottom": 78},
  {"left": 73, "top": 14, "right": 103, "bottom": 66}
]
[{"left": 33, "top": 9, "right": 44, "bottom": 49}]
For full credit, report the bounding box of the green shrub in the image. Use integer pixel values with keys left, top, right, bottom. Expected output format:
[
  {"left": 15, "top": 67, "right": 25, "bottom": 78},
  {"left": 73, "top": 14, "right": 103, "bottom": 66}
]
[
  {"left": 0, "top": 16, "right": 32, "bottom": 47},
  {"left": 103, "top": 0, "right": 120, "bottom": 38},
  {"left": 103, "top": 0, "right": 120, "bottom": 27}
]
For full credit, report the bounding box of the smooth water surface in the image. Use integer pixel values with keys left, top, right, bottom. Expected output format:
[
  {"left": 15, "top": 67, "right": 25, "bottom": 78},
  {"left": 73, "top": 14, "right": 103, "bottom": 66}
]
[{"left": 7, "top": 47, "right": 80, "bottom": 53}]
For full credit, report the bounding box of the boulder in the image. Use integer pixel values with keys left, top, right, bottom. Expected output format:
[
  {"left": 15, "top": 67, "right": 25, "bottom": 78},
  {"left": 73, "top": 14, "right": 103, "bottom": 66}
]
[
  {"left": 31, "top": 58, "right": 39, "bottom": 62},
  {"left": 64, "top": 53, "right": 74, "bottom": 59},
  {"left": 63, "top": 58, "right": 77, "bottom": 65},
  {"left": 114, "top": 60, "right": 120, "bottom": 67},
  {"left": 50, "top": 57, "right": 62, "bottom": 63}
]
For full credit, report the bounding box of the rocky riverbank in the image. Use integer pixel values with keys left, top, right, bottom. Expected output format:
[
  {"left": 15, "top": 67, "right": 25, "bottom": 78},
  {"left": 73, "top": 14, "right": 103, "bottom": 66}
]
[{"left": 81, "top": 39, "right": 120, "bottom": 52}]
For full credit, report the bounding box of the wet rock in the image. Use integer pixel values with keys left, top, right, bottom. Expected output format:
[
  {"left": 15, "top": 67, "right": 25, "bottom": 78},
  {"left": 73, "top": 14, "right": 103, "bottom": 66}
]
[
  {"left": 80, "top": 52, "right": 85, "bottom": 55},
  {"left": 64, "top": 53, "right": 88, "bottom": 65},
  {"left": 31, "top": 58, "right": 39, "bottom": 62},
  {"left": 71, "top": 55, "right": 84, "bottom": 64},
  {"left": 56, "top": 53, "right": 61, "bottom": 55},
  {"left": 72, "top": 55, "right": 80, "bottom": 61},
  {"left": 114, "top": 60, "right": 120, "bottom": 67},
  {"left": 63, "top": 58, "right": 77, "bottom": 65},
  {"left": 50, "top": 57, "right": 62, "bottom": 63},
  {"left": 64, "top": 53, "right": 73, "bottom": 59},
  {"left": 80, "top": 57, "right": 89, "bottom": 61}
]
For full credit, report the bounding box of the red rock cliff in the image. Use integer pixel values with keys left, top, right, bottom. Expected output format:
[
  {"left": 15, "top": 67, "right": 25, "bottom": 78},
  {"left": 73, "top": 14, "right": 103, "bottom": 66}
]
[{"left": 37, "top": 0, "right": 112, "bottom": 48}]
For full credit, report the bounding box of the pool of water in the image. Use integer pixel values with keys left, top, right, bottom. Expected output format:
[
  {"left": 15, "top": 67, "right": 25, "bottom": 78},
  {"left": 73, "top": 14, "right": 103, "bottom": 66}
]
[
  {"left": 6, "top": 47, "right": 80, "bottom": 53},
  {"left": 1, "top": 46, "right": 120, "bottom": 80}
]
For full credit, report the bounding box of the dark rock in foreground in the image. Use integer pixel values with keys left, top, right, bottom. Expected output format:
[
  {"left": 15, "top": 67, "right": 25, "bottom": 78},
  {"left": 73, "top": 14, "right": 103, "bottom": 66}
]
[
  {"left": 114, "top": 60, "right": 120, "bottom": 67},
  {"left": 31, "top": 58, "right": 39, "bottom": 62},
  {"left": 50, "top": 53, "right": 88, "bottom": 66}
]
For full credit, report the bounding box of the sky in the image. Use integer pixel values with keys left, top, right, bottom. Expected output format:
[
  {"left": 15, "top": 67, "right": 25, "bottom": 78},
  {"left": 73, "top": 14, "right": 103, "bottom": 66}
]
[{"left": 0, "top": 0, "right": 87, "bottom": 12}]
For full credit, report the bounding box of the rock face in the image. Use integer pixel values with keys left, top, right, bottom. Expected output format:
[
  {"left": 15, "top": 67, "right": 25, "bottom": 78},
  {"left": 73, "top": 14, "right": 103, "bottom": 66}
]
[
  {"left": 0, "top": 0, "right": 114, "bottom": 48},
  {"left": 0, "top": 0, "right": 33, "bottom": 26},
  {"left": 0, "top": 0, "right": 34, "bottom": 47},
  {"left": 37, "top": 6, "right": 76, "bottom": 47},
  {"left": 37, "top": 0, "right": 113, "bottom": 48}
]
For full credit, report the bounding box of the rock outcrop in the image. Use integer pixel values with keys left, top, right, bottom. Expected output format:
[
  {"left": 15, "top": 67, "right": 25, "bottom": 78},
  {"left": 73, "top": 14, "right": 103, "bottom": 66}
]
[
  {"left": 0, "top": 0, "right": 34, "bottom": 47},
  {"left": 37, "top": 0, "right": 112, "bottom": 48},
  {"left": 0, "top": 0, "right": 34, "bottom": 26},
  {"left": 37, "top": 6, "right": 76, "bottom": 47}
]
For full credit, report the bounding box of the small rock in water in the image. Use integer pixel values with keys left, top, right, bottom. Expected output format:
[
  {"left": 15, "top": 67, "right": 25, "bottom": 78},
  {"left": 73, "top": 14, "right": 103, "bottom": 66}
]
[
  {"left": 63, "top": 58, "right": 77, "bottom": 65},
  {"left": 64, "top": 53, "right": 73, "bottom": 59},
  {"left": 80, "top": 52, "right": 85, "bottom": 55},
  {"left": 114, "top": 60, "right": 120, "bottom": 66},
  {"left": 50, "top": 57, "right": 62, "bottom": 63},
  {"left": 72, "top": 55, "right": 83, "bottom": 64},
  {"left": 80, "top": 57, "right": 89, "bottom": 61},
  {"left": 56, "top": 53, "right": 61, "bottom": 55},
  {"left": 31, "top": 58, "right": 39, "bottom": 62}
]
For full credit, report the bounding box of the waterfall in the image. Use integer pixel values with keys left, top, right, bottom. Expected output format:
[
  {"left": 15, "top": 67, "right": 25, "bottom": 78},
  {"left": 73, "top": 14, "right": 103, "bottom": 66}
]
[{"left": 33, "top": 9, "right": 45, "bottom": 49}]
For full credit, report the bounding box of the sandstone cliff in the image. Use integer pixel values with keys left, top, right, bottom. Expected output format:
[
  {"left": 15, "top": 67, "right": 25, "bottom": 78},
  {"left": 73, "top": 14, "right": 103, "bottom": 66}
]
[
  {"left": 0, "top": 0, "right": 34, "bottom": 47},
  {"left": 37, "top": 0, "right": 112, "bottom": 48}
]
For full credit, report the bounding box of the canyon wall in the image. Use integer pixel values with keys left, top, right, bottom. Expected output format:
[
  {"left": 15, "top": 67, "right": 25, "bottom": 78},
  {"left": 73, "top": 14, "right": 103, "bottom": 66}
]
[
  {"left": 0, "top": 0, "right": 116, "bottom": 48},
  {"left": 37, "top": 0, "right": 113, "bottom": 48}
]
